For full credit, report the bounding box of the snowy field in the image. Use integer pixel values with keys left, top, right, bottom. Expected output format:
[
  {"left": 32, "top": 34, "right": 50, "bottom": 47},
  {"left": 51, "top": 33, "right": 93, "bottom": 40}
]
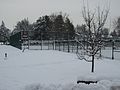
[{"left": 0, "top": 45, "right": 120, "bottom": 90}]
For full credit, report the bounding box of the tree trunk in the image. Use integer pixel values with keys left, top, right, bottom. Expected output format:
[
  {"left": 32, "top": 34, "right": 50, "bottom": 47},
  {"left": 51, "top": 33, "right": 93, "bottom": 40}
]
[{"left": 91, "top": 55, "right": 94, "bottom": 73}]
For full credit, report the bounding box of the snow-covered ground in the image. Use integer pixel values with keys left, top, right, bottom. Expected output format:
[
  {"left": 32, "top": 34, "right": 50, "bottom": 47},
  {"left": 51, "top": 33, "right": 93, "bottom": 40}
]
[{"left": 0, "top": 45, "right": 120, "bottom": 90}]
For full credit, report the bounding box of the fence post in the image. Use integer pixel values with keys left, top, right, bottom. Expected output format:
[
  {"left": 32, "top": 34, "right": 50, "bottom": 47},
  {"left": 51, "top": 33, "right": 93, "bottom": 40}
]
[
  {"left": 67, "top": 32, "right": 70, "bottom": 52},
  {"left": 112, "top": 40, "right": 114, "bottom": 60},
  {"left": 55, "top": 40, "right": 57, "bottom": 50},
  {"left": 59, "top": 40, "right": 60, "bottom": 51},
  {"left": 63, "top": 40, "right": 65, "bottom": 51},
  {"left": 28, "top": 31, "right": 30, "bottom": 50},
  {"left": 76, "top": 42, "right": 78, "bottom": 53},
  {"left": 72, "top": 41, "right": 74, "bottom": 52},
  {"left": 48, "top": 39, "right": 49, "bottom": 50},
  {"left": 53, "top": 39, "right": 55, "bottom": 50},
  {"left": 55, "top": 33, "right": 57, "bottom": 50},
  {"left": 53, "top": 32, "right": 55, "bottom": 50},
  {"left": 28, "top": 39, "right": 30, "bottom": 49},
  {"left": 68, "top": 40, "right": 69, "bottom": 52},
  {"left": 41, "top": 32, "right": 42, "bottom": 50}
]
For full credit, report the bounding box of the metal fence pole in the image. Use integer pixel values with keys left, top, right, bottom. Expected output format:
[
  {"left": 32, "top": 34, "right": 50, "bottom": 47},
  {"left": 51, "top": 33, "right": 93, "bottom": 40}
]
[
  {"left": 41, "top": 32, "right": 42, "bottom": 50},
  {"left": 68, "top": 33, "right": 70, "bottom": 52},
  {"left": 76, "top": 42, "right": 78, "bottom": 53},
  {"left": 112, "top": 40, "right": 114, "bottom": 60}
]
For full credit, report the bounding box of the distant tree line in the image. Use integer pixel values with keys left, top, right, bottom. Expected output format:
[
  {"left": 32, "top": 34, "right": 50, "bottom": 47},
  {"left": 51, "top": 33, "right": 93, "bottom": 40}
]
[
  {"left": 12, "top": 13, "right": 75, "bottom": 40},
  {"left": 76, "top": 24, "right": 109, "bottom": 38},
  {"left": 1, "top": 12, "right": 120, "bottom": 43}
]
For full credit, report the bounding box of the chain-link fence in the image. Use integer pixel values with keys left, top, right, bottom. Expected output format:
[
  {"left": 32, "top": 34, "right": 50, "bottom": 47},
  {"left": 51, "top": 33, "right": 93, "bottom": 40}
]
[{"left": 9, "top": 31, "right": 120, "bottom": 59}]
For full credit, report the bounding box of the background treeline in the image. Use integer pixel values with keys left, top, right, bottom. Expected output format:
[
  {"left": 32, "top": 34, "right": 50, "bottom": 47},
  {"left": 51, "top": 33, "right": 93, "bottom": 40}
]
[
  {"left": 12, "top": 13, "right": 75, "bottom": 40},
  {"left": 1, "top": 12, "right": 120, "bottom": 42}
]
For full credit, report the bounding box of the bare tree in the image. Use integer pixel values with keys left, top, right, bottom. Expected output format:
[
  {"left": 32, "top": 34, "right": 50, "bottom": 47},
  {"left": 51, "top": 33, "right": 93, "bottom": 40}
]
[
  {"left": 112, "top": 17, "right": 120, "bottom": 37},
  {"left": 76, "top": 5, "right": 109, "bottom": 72}
]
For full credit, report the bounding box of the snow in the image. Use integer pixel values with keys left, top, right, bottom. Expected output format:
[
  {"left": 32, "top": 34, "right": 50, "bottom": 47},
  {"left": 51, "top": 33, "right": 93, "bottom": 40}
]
[{"left": 0, "top": 45, "right": 120, "bottom": 90}]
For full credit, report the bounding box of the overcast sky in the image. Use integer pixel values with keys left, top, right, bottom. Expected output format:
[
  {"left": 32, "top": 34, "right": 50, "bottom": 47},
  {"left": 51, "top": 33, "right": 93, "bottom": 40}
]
[{"left": 0, "top": 0, "right": 120, "bottom": 30}]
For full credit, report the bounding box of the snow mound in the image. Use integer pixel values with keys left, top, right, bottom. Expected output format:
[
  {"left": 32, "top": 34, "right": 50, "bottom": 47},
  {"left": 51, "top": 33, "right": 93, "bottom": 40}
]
[
  {"left": 23, "top": 83, "right": 107, "bottom": 90},
  {"left": 23, "top": 81, "right": 120, "bottom": 90},
  {"left": 0, "top": 45, "right": 120, "bottom": 90}
]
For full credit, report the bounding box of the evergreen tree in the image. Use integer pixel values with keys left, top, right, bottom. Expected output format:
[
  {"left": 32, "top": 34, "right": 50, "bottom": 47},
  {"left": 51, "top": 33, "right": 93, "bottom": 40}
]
[
  {"left": 34, "top": 15, "right": 52, "bottom": 40},
  {"left": 12, "top": 18, "right": 31, "bottom": 35},
  {"left": 64, "top": 18, "right": 75, "bottom": 40},
  {"left": 0, "top": 21, "right": 10, "bottom": 42},
  {"left": 54, "top": 15, "right": 65, "bottom": 39},
  {"left": 101, "top": 28, "right": 109, "bottom": 38},
  {"left": 110, "top": 30, "right": 117, "bottom": 38}
]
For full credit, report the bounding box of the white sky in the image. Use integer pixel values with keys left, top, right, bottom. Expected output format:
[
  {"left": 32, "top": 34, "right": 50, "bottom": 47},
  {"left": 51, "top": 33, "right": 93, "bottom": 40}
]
[{"left": 0, "top": 0, "right": 120, "bottom": 30}]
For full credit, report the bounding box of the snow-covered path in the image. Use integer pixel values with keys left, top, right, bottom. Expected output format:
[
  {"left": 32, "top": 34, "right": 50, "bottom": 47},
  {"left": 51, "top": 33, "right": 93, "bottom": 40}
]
[{"left": 0, "top": 45, "right": 120, "bottom": 90}]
